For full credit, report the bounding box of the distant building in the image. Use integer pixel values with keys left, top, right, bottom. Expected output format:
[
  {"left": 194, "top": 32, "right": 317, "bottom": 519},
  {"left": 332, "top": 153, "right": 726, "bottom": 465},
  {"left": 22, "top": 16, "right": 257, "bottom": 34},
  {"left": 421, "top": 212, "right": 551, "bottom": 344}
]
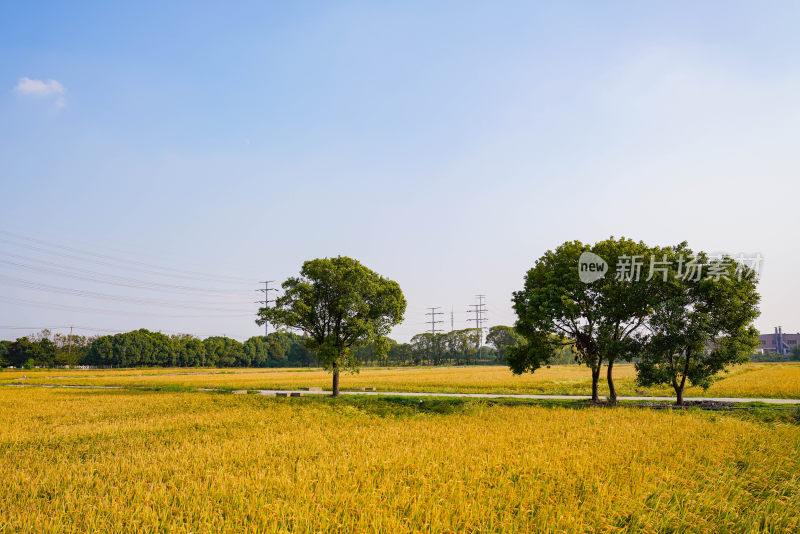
[{"left": 756, "top": 327, "right": 799, "bottom": 355}]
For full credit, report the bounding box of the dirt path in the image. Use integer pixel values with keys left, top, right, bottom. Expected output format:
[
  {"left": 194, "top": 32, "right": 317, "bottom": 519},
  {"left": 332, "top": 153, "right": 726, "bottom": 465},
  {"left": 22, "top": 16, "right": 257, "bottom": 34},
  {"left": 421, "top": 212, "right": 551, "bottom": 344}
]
[{"left": 6, "top": 383, "right": 800, "bottom": 404}]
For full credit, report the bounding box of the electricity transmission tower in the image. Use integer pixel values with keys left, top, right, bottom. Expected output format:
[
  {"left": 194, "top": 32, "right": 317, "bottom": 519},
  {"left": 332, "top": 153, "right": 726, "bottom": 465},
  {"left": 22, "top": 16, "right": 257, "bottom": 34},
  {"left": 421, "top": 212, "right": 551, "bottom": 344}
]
[
  {"left": 425, "top": 307, "right": 444, "bottom": 334},
  {"left": 425, "top": 307, "right": 445, "bottom": 365},
  {"left": 257, "top": 280, "right": 278, "bottom": 336},
  {"left": 467, "top": 294, "right": 487, "bottom": 358},
  {"left": 425, "top": 306, "right": 444, "bottom": 334}
]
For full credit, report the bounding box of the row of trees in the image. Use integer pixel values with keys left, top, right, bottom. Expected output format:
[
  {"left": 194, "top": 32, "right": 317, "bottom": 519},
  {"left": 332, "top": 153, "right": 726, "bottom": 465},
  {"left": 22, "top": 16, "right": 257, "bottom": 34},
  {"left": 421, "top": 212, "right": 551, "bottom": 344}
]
[
  {"left": 84, "top": 330, "right": 320, "bottom": 368},
  {"left": 0, "top": 330, "right": 94, "bottom": 369},
  {"left": 510, "top": 238, "right": 761, "bottom": 405},
  {"left": 0, "top": 325, "right": 543, "bottom": 370},
  {"left": 407, "top": 329, "right": 493, "bottom": 366},
  {"left": 402, "top": 327, "right": 576, "bottom": 366},
  {"left": 750, "top": 345, "right": 800, "bottom": 362},
  {"left": 0, "top": 329, "right": 318, "bottom": 369}
]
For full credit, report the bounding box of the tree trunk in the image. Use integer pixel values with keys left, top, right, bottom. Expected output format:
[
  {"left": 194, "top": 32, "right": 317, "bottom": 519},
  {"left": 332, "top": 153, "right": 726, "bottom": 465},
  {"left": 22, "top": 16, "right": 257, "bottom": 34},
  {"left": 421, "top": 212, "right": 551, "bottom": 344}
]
[
  {"left": 675, "top": 349, "right": 690, "bottom": 407},
  {"left": 591, "top": 366, "right": 601, "bottom": 403},
  {"left": 332, "top": 366, "right": 340, "bottom": 397},
  {"left": 606, "top": 360, "right": 617, "bottom": 405}
]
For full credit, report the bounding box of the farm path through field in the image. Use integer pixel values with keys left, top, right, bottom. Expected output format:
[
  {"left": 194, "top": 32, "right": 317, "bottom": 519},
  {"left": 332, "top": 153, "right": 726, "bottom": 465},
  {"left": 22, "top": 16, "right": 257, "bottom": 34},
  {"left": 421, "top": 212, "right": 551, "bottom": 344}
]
[
  {"left": 242, "top": 389, "right": 800, "bottom": 404},
  {"left": 6, "top": 383, "right": 800, "bottom": 404}
]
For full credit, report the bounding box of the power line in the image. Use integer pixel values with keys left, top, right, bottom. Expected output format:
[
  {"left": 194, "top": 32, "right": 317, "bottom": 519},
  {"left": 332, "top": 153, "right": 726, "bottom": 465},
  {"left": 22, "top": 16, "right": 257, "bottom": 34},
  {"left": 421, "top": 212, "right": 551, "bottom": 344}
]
[
  {"left": 0, "top": 274, "right": 254, "bottom": 312},
  {"left": 0, "top": 251, "right": 252, "bottom": 296},
  {"left": 425, "top": 307, "right": 444, "bottom": 334},
  {"left": 0, "top": 324, "right": 254, "bottom": 340},
  {"left": 0, "top": 231, "right": 272, "bottom": 341},
  {"left": 0, "top": 231, "right": 253, "bottom": 284},
  {"left": 0, "top": 325, "right": 131, "bottom": 335},
  {"left": 0, "top": 230, "right": 253, "bottom": 282},
  {"left": 256, "top": 280, "right": 278, "bottom": 335},
  {"left": 0, "top": 295, "right": 253, "bottom": 318}
]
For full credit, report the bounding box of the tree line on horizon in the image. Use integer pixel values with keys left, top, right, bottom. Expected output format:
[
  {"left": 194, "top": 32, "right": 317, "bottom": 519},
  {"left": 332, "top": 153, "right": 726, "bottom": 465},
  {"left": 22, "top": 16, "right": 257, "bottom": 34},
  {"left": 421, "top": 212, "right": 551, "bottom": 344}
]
[
  {"left": 0, "top": 325, "right": 563, "bottom": 370},
  {"left": 3, "top": 320, "right": 792, "bottom": 373},
  {"left": 0, "top": 330, "right": 317, "bottom": 369}
]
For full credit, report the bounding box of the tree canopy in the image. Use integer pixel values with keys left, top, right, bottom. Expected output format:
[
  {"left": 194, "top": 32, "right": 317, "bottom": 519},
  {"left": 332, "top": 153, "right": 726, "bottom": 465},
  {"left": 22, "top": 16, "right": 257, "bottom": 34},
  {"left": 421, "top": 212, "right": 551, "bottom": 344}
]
[
  {"left": 0, "top": 329, "right": 313, "bottom": 369},
  {"left": 510, "top": 237, "right": 660, "bottom": 403},
  {"left": 510, "top": 238, "right": 762, "bottom": 405},
  {"left": 636, "top": 247, "right": 761, "bottom": 404},
  {"left": 486, "top": 325, "right": 523, "bottom": 363},
  {"left": 257, "top": 256, "right": 406, "bottom": 395}
]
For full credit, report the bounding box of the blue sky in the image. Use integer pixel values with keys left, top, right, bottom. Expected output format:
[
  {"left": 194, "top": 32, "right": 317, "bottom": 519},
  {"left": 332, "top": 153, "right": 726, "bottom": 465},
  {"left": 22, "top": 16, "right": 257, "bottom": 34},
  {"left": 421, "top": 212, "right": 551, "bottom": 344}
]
[{"left": 1, "top": 1, "right": 799, "bottom": 341}]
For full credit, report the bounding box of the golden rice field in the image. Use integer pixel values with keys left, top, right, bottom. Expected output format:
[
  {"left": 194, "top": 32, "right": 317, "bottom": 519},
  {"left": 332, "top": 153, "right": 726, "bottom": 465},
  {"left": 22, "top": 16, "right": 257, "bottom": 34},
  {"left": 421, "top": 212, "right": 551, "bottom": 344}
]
[
  {"left": 3, "top": 362, "right": 800, "bottom": 399},
  {"left": 2, "top": 387, "right": 799, "bottom": 532}
]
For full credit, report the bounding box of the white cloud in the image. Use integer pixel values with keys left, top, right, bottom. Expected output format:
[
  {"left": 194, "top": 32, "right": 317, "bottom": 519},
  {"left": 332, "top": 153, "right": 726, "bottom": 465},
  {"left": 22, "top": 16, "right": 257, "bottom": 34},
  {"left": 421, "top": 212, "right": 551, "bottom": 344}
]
[{"left": 14, "top": 77, "right": 67, "bottom": 107}]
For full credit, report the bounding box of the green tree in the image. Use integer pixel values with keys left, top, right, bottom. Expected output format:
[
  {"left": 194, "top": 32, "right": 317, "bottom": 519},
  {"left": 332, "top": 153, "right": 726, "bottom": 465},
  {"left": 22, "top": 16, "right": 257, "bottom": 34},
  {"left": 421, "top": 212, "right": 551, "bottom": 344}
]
[
  {"left": 636, "top": 249, "right": 761, "bottom": 405},
  {"left": 266, "top": 338, "right": 286, "bottom": 365},
  {"left": 287, "top": 337, "right": 317, "bottom": 367},
  {"left": 6, "top": 337, "right": 35, "bottom": 368},
  {"left": 0, "top": 340, "right": 10, "bottom": 366},
  {"left": 486, "top": 326, "right": 523, "bottom": 363},
  {"left": 243, "top": 337, "right": 268, "bottom": 367},
  {"left": 203, "top": 336, "right": 245, "bottom": 367},
  {"left": 84, "top": 329, "right": 174, "bottom": 367},
  {"left": 242, "top": 336, "right": 287, "bottom": 367},
  {"left": 510, "top": 237, "right": 659, "bottom": 403},
  {"left": 410, "top": 333, "right": 444, "bottom": 365},
  {"left": 354, "top": 338, "right": 398, "bottom": 366},
  {"left": 84, "top": 335, "right": 115, "bottom": 367},
  {"left": 549, "top": 339, "right": 578, "bottom": 365},
  {"left": 173, "top": 335, "right": 207, "bottom": 367},
  {"left": 7, "top": 336, "right": 56, "bottom": 368},
  {"left": 388, "top": 342, "right": 413, "bottom": 365},
  {"left": 53, "top": 332, "right": 92, "bottom": 367},
  {"left": 127, "top": 330, "right": 174, "bottom": 366},
  {"left": 257, "top": 256, "right": 406, "bottom": 396},
  {"left": 443, "top": 329, "right": 479, "bottom": 365}
]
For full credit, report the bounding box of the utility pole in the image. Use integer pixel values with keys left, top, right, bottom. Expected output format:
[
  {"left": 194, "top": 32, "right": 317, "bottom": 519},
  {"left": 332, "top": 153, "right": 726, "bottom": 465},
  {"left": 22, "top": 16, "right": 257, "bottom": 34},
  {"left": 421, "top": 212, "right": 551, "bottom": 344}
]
[
  {"left": 425, "top": 307, "right": 444, "bottom": 334},
  {"left": 425, "top": 307, "right": 445, "bottom": 365},
  {"left": 467, "top": 295, "right": 487, "bottom": 360},
  {"left": 257, "top": 280, "right": 278, "bottom": 336},
  {"left": 450, "top": 306, "right": 454, "bottom": 332},
  {"left": 68, "top": 326, "right": 73, "bottom": 358}
]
